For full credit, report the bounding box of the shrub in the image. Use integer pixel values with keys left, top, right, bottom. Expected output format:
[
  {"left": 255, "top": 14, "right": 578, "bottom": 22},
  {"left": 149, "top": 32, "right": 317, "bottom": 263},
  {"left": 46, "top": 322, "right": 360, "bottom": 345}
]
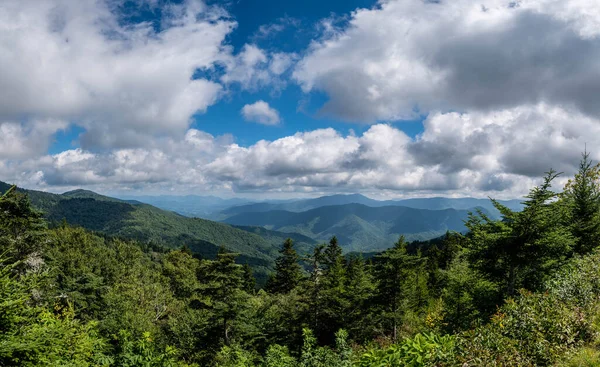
[{"left": 357, "top": 332, "right": 456, "bottom": 367}]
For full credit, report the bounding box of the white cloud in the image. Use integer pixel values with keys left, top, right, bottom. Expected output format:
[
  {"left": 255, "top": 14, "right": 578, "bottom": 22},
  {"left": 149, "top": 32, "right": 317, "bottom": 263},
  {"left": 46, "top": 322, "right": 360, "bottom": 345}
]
[
  {"left": 241, "top": 101, "right": 281, "bottom": 125},
  {"left": 294, "top": 0, "right": 600, "bottom": 122},
  {"left": 0, "top": 0, "right": 234, "bottom": 150},
  {"left": 0, "top": 119, "right": 67, "bottom": 159},
  {"left": 221, "top": 44, "right": 296, "bottom": 91},
  {"left": 3, "top": 104, "right": 596, "bottom": 199}
]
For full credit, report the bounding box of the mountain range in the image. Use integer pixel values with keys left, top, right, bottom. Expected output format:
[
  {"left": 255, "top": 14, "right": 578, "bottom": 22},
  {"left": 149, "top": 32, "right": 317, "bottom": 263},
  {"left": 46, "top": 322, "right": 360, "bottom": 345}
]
[
  {"left": 222, "top": 203, "right": 479, "bottom": 252},
  {"left": 220, "top": 193, "right": 522, "bottom": 218}
]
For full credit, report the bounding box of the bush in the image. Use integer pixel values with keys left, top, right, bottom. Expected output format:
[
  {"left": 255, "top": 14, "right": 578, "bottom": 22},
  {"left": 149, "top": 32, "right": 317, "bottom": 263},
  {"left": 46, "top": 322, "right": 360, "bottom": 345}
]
[{"left": 357, "top": 332, "right": 455, "bottom": 367}]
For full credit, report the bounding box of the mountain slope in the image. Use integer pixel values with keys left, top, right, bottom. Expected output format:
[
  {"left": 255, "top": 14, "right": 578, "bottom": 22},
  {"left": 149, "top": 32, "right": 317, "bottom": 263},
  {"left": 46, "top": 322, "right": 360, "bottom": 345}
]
[
  {"left": 0, "top": 182, "right": 314, "bottom": 283},
  {"left": 222, "top": 203, "right": 478, "bottom": 252}
]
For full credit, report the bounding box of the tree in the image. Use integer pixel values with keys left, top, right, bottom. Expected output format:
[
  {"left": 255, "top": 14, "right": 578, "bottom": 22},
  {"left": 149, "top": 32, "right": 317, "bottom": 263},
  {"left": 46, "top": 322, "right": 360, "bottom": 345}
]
[
  {"left": 467, "top": 170, "right": 573, "bottom": 297},
  {"left": 344, "top": 255, "right": 376, "bottom": 341},
  {"left": 318, "top": 237, "right": 349, "bottom": 344},
  {"left": 302, "top": 244, "right": 326, "bottom": 335},
  {"left": 197, "top": 247, "right": 248, "bottom": 346},
  {"left": 242, "top": 264, "right": 256, "bottom": 294},
  {"left": 265, "top": 238, "right": 303, "bottom": 294},
  {"left": 0, "top": 186, "right": 48, "bottom": 270},
  {"left": 373, "top": 236, "right": 421, "bottom": 341},
  {"left": 563, "top": 151, "right": 600, "bottom": 255}
]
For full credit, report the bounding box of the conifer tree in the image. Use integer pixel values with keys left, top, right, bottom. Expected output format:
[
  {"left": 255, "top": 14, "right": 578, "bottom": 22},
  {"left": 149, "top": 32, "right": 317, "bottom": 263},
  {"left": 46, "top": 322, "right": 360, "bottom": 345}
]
[
  {"left": 563, "top": 151, "right": 600, "bottom": 255},
  {"left": 345, "top": 254, "right": 376, "bottom": 340},
  {"left": 373, "top": 236, "right": 420, "bottom": 341},
  {"left": 467, "top": 170, "right": 573, "bottom": 296},
  {"left": 242, "top": 263, "right": 256, "bottom": 294},
  {"left": 318, "top": 237, "right": 349, "bottom": 343},
  {"left": 197, "top": 247, "right": 247, "bottom": 346},
  {"left": 0, "top": 186, "right": 47, "bottom": 269},
  {"left": 266, "top": 238, "right": 303, "bottom": 294}
]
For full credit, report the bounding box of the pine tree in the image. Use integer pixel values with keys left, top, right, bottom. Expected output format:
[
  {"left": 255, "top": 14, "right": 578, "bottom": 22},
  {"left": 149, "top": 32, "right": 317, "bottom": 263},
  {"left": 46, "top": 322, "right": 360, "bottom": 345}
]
[
  {"left": 197, "top": 247, "right": 247, "bottom": 346},
  {"left": 265, "top": 238, "right": 303, "bottom": 294},
  {"left": 344, "top": 255, "right": 376, "bottom": 341},
  {"left": 373, "top": 236, "right": 420, "bottom": 341},
  {"left": 242, "top": 264, "right": 256, "bottom": 294},
  {"left": 467, "top": 170, "right": 573, "bottom": 296},
  {"left": 318, "top": 237, "right": 349, "bottom": 344},
  {"left": 0, "top": 186, "right": 48, "bottom": 270},
  {"left": 303, "top": 244, "right": 326, "bottom": 335},
  {"left": 563, "top": 150, "right": 600, "bottom": 255}
]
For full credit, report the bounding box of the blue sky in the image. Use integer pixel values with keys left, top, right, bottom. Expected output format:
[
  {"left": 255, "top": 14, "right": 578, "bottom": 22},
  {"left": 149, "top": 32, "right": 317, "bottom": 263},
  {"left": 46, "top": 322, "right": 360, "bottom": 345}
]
[{"left": 2, "top": 0, "right": 600, "bottom": 198}]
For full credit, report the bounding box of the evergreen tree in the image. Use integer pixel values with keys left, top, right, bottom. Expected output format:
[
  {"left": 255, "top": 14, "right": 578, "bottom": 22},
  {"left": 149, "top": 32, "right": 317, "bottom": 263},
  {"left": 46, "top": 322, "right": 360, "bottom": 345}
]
[
  {"left": 563, "top": 151, "right": 600, "bottom": 255},
  {"left": 266, "top": 238, "right": 303, "bottom": 294},
  {"left": 373, "top": 236, "right": 420, "bottom": 341},
  {"left": 197, "top": 247, "right": 248, "bottom": 346},
  {"left": 318, "top": 237, "right": 349, "bottom": 344},
  {"left": 242, "top": 264, "right": 256, "bottom": 294},
  {"left": 0, "top": 186, "right": 48, "bottom": 270},
  {"left": 303, "top": 244, "right": 326, "bottom": 334},
  {"left": 467, "top": 170, "right": 573, "bottom": 296},
  {"left": 344, "top": 254, "right": 376, "bottom": 341}
]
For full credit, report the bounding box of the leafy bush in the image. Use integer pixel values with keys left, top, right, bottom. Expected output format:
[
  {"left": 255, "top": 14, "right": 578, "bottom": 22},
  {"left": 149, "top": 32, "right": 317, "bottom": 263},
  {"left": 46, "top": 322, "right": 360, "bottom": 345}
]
[{"left": 357, "top": 333, "right": 455, "bottom": 367}]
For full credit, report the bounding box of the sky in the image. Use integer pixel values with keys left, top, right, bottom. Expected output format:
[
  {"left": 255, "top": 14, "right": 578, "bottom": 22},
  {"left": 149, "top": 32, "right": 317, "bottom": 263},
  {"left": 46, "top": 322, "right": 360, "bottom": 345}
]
[{"left": 1, "top": 0, "right": 600, "bottom": 200}]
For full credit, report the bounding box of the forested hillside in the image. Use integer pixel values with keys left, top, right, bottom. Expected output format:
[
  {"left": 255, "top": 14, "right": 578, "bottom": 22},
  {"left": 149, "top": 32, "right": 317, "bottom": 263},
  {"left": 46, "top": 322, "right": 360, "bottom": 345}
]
[
  {"left": 0, "top": 181, "right": 315, "bottom": 283},
  {"left": 4, "top": 154, "right": 600, "bottom": 366},
  {"left": 222, "top": 203, "right": 475, "bottom": 251}
]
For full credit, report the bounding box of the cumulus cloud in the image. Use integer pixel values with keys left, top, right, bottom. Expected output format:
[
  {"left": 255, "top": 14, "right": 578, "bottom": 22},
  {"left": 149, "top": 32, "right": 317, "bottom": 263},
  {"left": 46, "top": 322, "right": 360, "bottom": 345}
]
[
  {"left": 0, "top": 0, "right": 234, "bottom": 150},
  {"left": 221, "top": 44, "right": 296, "bottom": 91},
  {"left": 241, "top": 101, "right": 281, "bottom": 125},
  {"left": 294, "top": 0, "right": 600, "bottom": 122}
]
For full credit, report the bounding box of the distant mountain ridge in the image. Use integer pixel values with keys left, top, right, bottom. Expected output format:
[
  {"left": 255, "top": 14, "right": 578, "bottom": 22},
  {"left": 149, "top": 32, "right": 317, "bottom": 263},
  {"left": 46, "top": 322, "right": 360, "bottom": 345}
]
[
  {"left": 223, "top": 203, "right": 482, "bottom": 252},
  {"left": 221, "top": 193, "right": 522, "bottom": 219},
  {"left": 116, "top": 194, "right": 253, "bottom": 218}
]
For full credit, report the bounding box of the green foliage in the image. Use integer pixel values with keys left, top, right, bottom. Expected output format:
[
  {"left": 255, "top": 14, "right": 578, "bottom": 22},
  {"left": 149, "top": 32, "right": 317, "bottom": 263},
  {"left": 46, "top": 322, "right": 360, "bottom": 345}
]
[
  {"left": 358, "top": 333, "right": 455, "bottom": 367},
  {"left": 441, "top": 254, "right": 499, "bottom": 331},
  {"left": 5, "top": 153, "right": 600, "bottom": 367},
  {"left": 263, "top": 345, "right": 296, "bottom": 367},
  {"left": 373, "top": 236, "right": 426, "bottom": 341},
  {"left": 113, "top": 330, "right": 183, "bottom": 367},
  {"left": 467, "top": 170, "right": 573, "bottom": 297},
  {"left": 563, "top": 151, "right": 600, "bottom": 255},
  {"left": 560, "top": 347, "right": 600, "bottom": 367},
  {"left": 298, "top": 328, "right": 353, "bottom": 367},
  {"left": 266, "top": 238, "right": 304, "bottom": 294},
  {"left": 0, "top": 257, "right": 109, "bottom": 366},
  {"left": 0, "top": 185, "right": 48, "bottom": 269}
]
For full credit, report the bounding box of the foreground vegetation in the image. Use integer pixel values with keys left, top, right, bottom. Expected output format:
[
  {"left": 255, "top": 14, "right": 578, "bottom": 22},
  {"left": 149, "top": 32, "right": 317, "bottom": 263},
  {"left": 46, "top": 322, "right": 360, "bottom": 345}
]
[{"left": 4, "top": 153, "right": 600, "bottom": 366}]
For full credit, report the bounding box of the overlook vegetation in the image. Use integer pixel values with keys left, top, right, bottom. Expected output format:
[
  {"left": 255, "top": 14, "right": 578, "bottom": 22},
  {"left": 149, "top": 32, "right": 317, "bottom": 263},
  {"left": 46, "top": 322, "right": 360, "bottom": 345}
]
[{"left": 4, "top": 153, "right": 600, "bottom": 366}]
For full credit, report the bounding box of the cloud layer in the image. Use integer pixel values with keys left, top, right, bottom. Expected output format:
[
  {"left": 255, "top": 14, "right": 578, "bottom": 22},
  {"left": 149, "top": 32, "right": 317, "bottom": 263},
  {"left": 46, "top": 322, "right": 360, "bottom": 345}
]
[{"left": 3, "top": 104, "right": 595, "bottom": 198}]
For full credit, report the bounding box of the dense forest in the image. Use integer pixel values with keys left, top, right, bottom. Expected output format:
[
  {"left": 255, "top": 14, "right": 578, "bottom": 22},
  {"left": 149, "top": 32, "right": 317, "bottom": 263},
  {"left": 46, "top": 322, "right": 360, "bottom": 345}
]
[{"left": 4, "top": 153, "right": 600, "bottom": 366}]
